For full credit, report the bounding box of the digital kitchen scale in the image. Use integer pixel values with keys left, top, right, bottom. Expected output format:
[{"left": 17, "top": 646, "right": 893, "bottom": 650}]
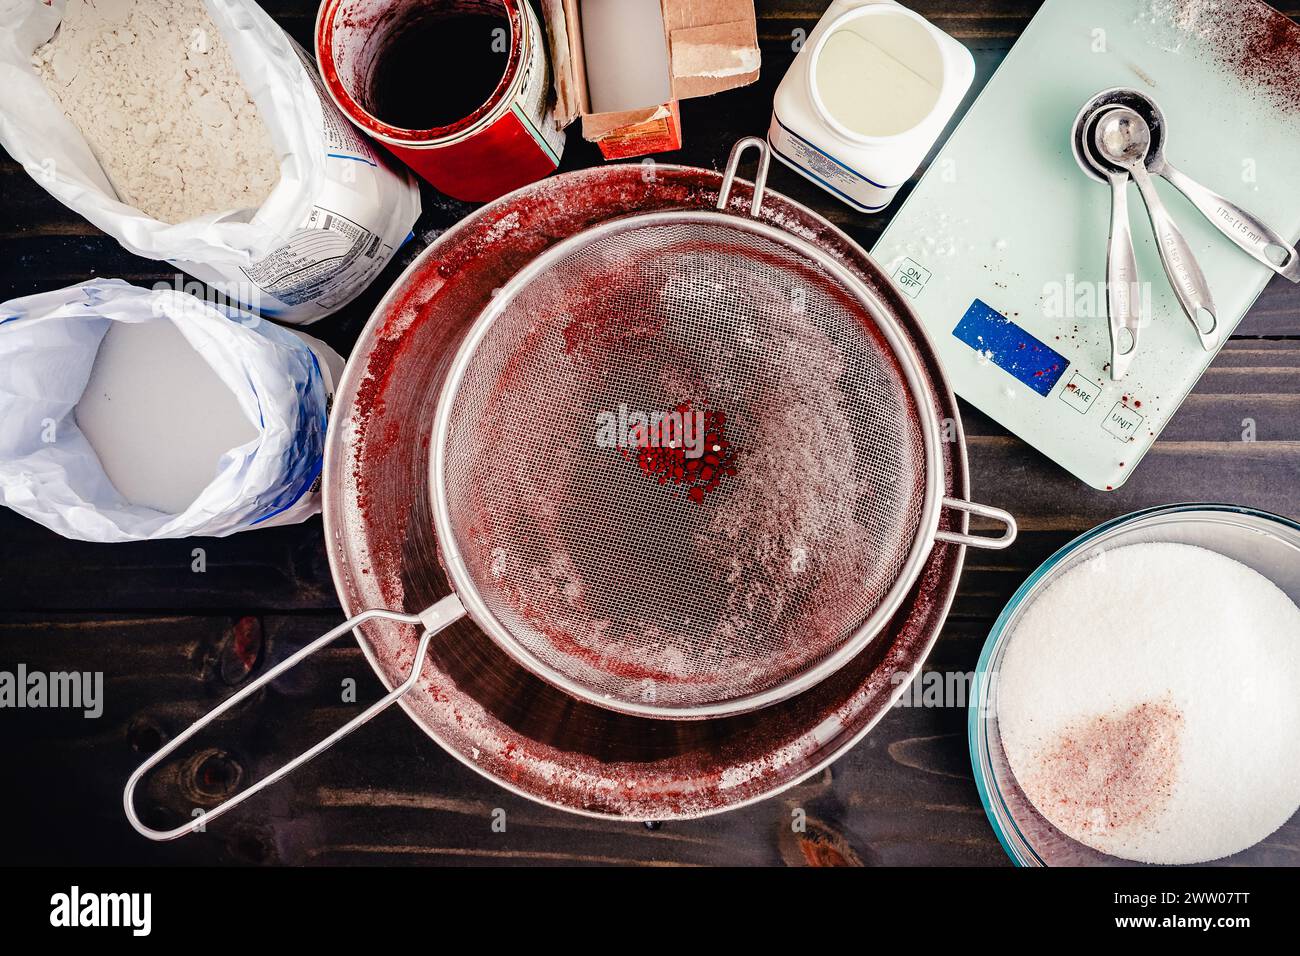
[{"left": 874, "top": 0, "right": 1300, "bottom": 489}]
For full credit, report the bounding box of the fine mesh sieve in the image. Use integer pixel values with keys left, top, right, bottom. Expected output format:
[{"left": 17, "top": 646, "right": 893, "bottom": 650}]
[
  {"left": 431, "top": 139, "right": 1016, "bottom": 719},
  {"left": 124, "top": 140, "right": 1018, "bottom": 843}
]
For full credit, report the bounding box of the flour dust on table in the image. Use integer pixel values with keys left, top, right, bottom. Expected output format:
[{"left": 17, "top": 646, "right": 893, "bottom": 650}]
[{"left": 997, "top": 542, "right": 1300, "bottom": 864}]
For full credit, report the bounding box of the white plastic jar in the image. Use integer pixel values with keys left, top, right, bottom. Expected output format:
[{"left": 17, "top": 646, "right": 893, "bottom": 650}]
[{"left": 768, "top": 0, "right": 974, "bottom": 213}]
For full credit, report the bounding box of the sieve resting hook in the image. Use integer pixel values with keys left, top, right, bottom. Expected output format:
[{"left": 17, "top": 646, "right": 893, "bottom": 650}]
[
  {"left": 717, "top": 136, "right": 771, "bottom": 217},
  {"left": 935, "top": 498, "right": 1018, "bottom": 550}
]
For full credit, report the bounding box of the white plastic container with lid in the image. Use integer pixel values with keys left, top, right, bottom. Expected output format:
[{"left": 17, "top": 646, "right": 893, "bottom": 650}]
[{"left": 768, "top": 0, "right": 974, "bottom": 213}]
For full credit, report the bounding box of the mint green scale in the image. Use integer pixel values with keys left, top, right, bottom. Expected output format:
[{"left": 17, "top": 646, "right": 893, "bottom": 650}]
[{"left": 874, "top": 0, "right": 1300, "bottom": 489}]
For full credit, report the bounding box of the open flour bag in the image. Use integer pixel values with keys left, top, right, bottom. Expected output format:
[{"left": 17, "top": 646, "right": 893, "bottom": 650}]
[
  {"left": 0, "top": 279, "right": 346, "bottom": 541},
  {"left": 0, "top": 0, "right": 421, "bottom": 324}
]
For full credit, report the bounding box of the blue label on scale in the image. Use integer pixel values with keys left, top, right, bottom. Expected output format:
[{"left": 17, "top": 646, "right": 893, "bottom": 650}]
[{"left": 953, "top": 299, "right": 1068, "bottom": 397}]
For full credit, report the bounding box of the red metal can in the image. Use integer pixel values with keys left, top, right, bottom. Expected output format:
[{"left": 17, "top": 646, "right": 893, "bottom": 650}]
[{"left": 315, "top": 0, "right": 565, "bottom": 203}]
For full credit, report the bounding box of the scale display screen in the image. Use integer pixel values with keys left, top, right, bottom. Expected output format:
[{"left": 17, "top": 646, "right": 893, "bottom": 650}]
[{"left": 952, "top": 299, "right": 1068, "bottom": 397}]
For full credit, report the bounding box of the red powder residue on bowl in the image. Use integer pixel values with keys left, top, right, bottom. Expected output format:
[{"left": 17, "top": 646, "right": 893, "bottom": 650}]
[{"left": 1025, "top": 698, "right": 1185, "bottom": 837}]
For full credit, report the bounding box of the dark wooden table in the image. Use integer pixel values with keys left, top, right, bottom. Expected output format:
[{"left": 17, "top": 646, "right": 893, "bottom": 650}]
[{"left": 2, "top": 0, "right": 1298, "bottom": 866}]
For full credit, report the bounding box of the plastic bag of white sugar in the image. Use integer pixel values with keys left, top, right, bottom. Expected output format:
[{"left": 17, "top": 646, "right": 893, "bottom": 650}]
[
  {"left": 0, "top": 280, "right": 346, "bottom": 541},
  {"left": 0, "top": 0, "right": 420, "bottom": 325}
]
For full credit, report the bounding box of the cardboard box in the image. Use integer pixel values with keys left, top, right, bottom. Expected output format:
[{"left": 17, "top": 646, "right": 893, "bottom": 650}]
[{"left": 541, "top": 0, "right": 761, "bottom": 159}]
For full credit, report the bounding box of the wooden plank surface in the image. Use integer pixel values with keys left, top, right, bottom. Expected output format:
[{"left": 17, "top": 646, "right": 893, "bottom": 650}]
[{"left": 1, "top": 0, "right": 1297, "bottom": 866}]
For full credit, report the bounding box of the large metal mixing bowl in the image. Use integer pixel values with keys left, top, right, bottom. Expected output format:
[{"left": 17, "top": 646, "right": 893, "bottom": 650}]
[{"left": 323, "top": 163, "right": 974, "bottom": 818}]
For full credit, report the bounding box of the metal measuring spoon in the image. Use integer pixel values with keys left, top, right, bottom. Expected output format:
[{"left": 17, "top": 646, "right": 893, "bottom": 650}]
[
  {"left": 1070, "top": 104, "right": 1142, "bottom": 380},
  {"left": 1078, "top": 89, "right": 1300, "bottom": 282},
  {"left": 1127, "top": 103, "right": 1300, "bottom": 284},
  {"left": 1095, "top": 108, "right": 1219, "bottom": 351}
]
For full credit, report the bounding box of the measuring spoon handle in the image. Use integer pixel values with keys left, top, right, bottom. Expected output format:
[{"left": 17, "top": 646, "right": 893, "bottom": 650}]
[
  {"left": 1131, "top": 166, "right": 1220, "bottom": 351},
  {"left": 1104, "top": 173, "right": 1142, "bottom": 381},
  {"left": 1161, "top": 163, "right": 1300, "bottom": 283}
]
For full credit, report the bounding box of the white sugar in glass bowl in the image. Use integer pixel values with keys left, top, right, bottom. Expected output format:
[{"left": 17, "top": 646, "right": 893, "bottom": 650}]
[{"left": 970, "top": 504, "right": 1300, "bottom": 866}]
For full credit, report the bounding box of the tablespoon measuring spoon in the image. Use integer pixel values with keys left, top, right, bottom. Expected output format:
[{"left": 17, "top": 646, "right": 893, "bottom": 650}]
[
  {"left": 1135, "top": 114, "right": 1300, "bottom": 283},
  {"left": 1095, "top": 108, "right": 1219, "bottom": 351}
]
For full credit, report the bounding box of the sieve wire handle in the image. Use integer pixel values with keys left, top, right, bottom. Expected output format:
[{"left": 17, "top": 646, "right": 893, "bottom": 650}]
[
  {"left": 123, "top": 596, "right": 466, "bottom": 841},
  {"left": 935, "top": 498, "right": 1018, "bottom": 551},
  {"left": 718, "top": 136, "right": 771, "bottom": 217}
]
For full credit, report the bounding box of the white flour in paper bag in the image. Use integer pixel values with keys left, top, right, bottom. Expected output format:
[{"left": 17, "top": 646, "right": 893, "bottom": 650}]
[
  {"left": 75, "top": 319, "right": 259, "bottom": 514},
  {"left": 34, "top": 0, "right": 281, "bottom": 224},
  {"left": 0, "top": 279, "right": 346, "bottom": 540},
  {"left": 0, "top": 0, "right": 422, "bottom": 324}
]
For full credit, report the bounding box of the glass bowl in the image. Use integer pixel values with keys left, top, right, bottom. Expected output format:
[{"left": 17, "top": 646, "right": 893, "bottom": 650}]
[{"left": 970, "top": 504, "right": 1300, "bottom": 866}]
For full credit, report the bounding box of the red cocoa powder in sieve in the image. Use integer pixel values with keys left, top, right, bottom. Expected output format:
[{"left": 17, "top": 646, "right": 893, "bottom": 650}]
[
  {"left": 616, "top": 402, "right": 740, "bottom": 505},
  {"left": 442, "top": 232, "right": 909, "bottom": 699}
]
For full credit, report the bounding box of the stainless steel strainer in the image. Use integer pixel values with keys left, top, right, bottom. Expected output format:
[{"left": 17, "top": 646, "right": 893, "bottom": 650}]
[
  {"left": 124, "top": 138, "right": 1015, "bottom": 841},
  {"left": 430, "top": 138, "right": 1015, "bottom": 719}
]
